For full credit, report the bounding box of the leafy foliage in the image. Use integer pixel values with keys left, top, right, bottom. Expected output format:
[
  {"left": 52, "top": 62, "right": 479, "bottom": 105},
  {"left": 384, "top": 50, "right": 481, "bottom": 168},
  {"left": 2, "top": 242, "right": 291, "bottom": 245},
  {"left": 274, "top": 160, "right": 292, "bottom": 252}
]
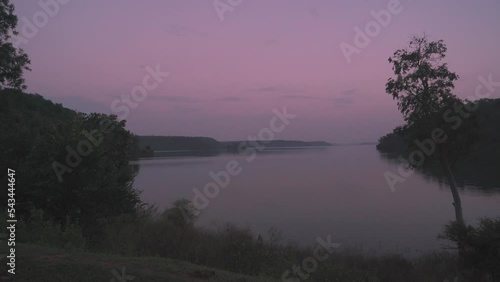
[
  {"left": 1, "top": 90, "right": 142, "bottom": 241},
  {"left": 20, "top": 113, "right": 141, "bottom": 235},
  {"left": 385, "top": 34, "right": 478, "bottom": 249},
  {"left": 441, "top": 218, "right": 500, "bottom": 280},
  {"left": 17, "top": 209, "right": 86, "bottom": 250},
  {"left": 386, "top": 34, "right": 459, "bottom": 125},
  {"left": 377, "top": 98, "right": 500, "bottom": 189},
  {"left": 0, "top": 88, "right": 76, "bottom": 191},
  {"left": 376, "top": 126, "right": 408, "bottom": 153},
  {"left": 0, "top": 0, "right": 31, "bottom": 89},
  {"left": 78, "top": 200, "right": 461, "bottom": 281},
  {"left": 385, "top": 34, "right": 477, "bottom": 165}
]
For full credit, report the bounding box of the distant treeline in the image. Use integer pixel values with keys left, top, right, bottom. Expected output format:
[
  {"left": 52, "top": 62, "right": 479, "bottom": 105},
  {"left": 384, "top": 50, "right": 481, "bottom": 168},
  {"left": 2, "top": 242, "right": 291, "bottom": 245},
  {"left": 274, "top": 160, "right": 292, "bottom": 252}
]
[
  {"left": 138, "top": 136, "right": 332, "bottom": 155},
  {"left": 138, "top": 136, "right": 220, "bottom": 152},
  {"left": 377, "top": 98, "right": 500, "bottom": 157},
  {"left": 222, "top": 140, "right": 332, "bottom": 149},
  {"left": 376, "top": 98, "right": 500, "bottom": 188}
]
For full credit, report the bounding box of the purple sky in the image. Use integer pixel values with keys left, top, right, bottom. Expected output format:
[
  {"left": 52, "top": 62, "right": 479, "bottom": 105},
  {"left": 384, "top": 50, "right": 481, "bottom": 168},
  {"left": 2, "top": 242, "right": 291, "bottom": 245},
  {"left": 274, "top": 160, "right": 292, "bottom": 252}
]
[{"left": 12, "top": 0, "right": 500, "bottom": 142}]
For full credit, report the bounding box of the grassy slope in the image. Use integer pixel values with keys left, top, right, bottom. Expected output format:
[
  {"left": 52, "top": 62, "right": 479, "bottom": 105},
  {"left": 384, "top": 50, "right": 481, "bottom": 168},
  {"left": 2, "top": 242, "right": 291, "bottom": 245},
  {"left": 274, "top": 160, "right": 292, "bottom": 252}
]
[{"left": 3, "top": 244, "right": 278, "bottom": 282}]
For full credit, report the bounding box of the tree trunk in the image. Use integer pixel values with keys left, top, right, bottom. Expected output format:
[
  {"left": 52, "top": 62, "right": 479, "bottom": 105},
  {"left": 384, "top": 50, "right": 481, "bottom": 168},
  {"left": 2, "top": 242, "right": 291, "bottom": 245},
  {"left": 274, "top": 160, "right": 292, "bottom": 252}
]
[
  {"left": 442, "top": 156, "right": 466, "bottom": 281},
  {"left": 442, "top": 157, "right": 464, "bottom": 225}
]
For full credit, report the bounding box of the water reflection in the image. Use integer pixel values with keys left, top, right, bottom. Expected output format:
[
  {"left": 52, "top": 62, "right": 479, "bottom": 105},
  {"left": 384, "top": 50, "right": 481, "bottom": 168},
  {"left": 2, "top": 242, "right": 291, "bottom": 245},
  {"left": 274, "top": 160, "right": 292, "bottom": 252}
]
[{"left": 378, "top": 152, "right": 500, "bottom": 195}]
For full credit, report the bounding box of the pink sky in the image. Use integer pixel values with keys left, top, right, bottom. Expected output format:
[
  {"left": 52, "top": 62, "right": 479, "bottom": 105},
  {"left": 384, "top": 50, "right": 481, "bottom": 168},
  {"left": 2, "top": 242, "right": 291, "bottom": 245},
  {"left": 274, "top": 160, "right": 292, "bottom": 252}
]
[{"left": 12, "top": 0, "right": 500, "bottom": 142}]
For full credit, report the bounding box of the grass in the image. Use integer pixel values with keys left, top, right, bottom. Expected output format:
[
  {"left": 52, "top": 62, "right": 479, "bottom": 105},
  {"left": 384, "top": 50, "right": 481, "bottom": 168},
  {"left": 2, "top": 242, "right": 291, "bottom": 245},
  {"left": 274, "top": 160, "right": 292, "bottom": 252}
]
[
  {"left": 1, "top": 244, "right": 278, "bottom": 282},
  {"left": 0, "top": 209, "right": 468, "bottom": 282},
  {"left": 7, "top": 209, "right": 497, "bottom": 281},
  {"left": 0, "top": 243, "right": 466, "bottom": 282}
]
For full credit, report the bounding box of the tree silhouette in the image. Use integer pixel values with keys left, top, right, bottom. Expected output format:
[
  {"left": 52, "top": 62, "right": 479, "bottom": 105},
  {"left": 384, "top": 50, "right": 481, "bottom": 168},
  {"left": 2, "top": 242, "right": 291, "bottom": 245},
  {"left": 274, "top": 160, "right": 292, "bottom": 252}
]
[
  {"left": 386, "top": 34, "right": 477, "bottom": 226},
  {"left": 386, "top": 34, "right": 481, "bottom": 280},
  {"left": 0, "top": 0, "right": 31, "bottom": 90}
]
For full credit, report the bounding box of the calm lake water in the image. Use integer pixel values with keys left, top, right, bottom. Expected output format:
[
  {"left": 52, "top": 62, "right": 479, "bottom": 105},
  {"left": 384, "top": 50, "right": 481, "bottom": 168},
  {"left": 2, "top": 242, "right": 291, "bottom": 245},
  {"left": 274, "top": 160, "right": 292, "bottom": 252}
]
[{"left": 131, "top": 145, "right": 500, "bottom": 257}]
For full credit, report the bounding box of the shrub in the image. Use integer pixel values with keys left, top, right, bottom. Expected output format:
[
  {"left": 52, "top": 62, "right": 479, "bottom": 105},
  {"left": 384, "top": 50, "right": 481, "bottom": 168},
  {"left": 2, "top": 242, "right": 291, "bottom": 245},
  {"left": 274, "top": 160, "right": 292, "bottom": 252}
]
[
  {"left": 17, "top": 209, "right": 86, "bottom": 251},
  {"left": 442, "top": 217, "right": 500, "bottom": 281}
]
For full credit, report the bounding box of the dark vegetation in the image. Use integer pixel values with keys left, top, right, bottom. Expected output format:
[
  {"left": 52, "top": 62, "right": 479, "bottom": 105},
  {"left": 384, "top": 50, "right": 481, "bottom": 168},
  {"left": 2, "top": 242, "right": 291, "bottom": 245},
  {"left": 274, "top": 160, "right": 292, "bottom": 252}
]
[
  {"left": 223, "top": 140, "right": 332, "bottom": 148},
  {"left": 5, "top": 199, "right": 499, "bottom": 281},
  {"left": 0, "top": 0, "right": 30, "bottom": 90},
  {"left": 377, "top": 98, "right": 500, "bottom": 157},
  {"left": 441, "top": 218, "right": 500, "bottom": 281},
  {"left": 1, "top": 89, "right": 143, "bottom": 243},
  {"left": 139, "top": 136, "right": 221, "bottom": 152},
  {"left": 377, "top": 98, "right": 500, "bottom": 190},
  {"left": 0, "top": 204, "right": 471, "bottom": 282},
  {"left": 3, "top": 89, "right": 498, "bottom": 281},
  {"left": 379, "top": 34, "right": 500, "bottom": 280},
  {"left": 138, "top": 135, "right": 332, "bottom": 157},
  {"left": 8, "top": 244, "right": 278, "bottom": 282},
  {"left": 1, "top": 2, "right": 498, "bottom": 280}
]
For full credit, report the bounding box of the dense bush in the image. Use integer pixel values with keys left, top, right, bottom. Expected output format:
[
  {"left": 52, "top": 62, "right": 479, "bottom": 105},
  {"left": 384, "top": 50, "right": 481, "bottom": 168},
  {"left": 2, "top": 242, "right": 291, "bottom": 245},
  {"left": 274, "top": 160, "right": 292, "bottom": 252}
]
[
  {"left": 7, "top": 202, "right": 492, "bottom": 281},
  {"left": 80, "top": 200, "right": 463, "bottom": 281},
  {"left": 1, "top": 90, "right": 142, "bottom": 242},
  {"left": 442, "top": 218, "right": 500, "bottom": 281},
  {"left": 376, "top": 126, "right": 408, "bottom": 154},
  {"left": 16, "top": 209, "right": 86, "bottom": 250}
]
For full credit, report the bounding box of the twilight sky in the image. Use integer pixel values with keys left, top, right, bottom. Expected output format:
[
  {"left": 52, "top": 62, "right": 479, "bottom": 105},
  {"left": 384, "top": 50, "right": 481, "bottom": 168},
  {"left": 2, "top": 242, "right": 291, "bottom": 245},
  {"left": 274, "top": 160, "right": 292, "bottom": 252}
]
[{"left": 11, "top": 0, "right": 500, "bottom": 143}]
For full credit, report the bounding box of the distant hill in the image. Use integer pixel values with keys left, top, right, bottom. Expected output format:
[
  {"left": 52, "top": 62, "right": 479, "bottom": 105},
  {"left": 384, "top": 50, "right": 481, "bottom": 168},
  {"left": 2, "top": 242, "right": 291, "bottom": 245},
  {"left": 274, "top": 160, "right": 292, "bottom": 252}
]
[
  {"left": 137, "top": 136, "right": 332, "bottom": 153},
  {"left": 138, "top": 136, "right": 220, "bottom": 152},
  {"left": 331, "top": 142, "right": 377, "bottom": 146},
  {"left": 221, "top": 140, "right": 332, "bottom": 149}
]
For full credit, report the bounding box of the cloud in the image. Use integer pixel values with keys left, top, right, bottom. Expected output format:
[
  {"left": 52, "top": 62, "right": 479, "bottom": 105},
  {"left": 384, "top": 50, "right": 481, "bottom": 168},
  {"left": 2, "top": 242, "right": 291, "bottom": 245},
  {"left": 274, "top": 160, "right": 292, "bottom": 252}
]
[
  {"left": 250, "top": 85, "right": 303, "bottom": 94},
  {"left": 332, "top": 97, "right": 353, "bottom": 103},
  {"left": 171, "top": 105, "right": 200, "bottom": 113},
  {"left": 165, "top": 24, "right": 206, "bottom": 37},
  {"left": 308, "top": 6, "right": 319, "bottom": 19},
  {"left": 329, "top": 89, "right": 361, "bottom": 104},
  {"left": 150, "top": 95, "right": 195, "bottom": 103},
  {"left": 264, "top": 38, "right": 279, "bottom": 46},
  {"left": 216, "top": 96, "right": 245, "bottom": 102},
  {"left": 252, "top": 86, "right": 278, "bottom": 92},
  {"left": 149, "top": 95, "right": 244, "bottom": 103},
  {"left": 329, "top": 88, "right": 361, "bottom": 104},
  {"left": 281, "top": 94, "right": 314, "bottom": 99},
  {"left": 340, "top": 89, "right": 358, "bottom": 96}
]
